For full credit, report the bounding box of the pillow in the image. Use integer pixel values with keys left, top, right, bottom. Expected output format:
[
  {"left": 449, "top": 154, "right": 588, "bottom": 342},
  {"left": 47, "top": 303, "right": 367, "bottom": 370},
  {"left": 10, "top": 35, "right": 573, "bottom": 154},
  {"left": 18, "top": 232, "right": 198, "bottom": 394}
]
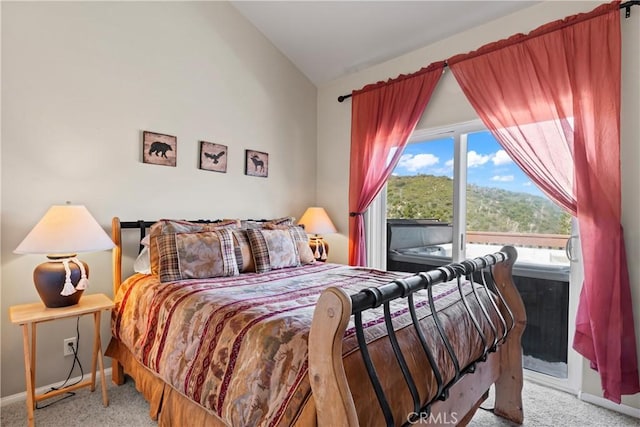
[
  {"left": 133, "top": 246, "right": 151, "bottom": 274},
  {"left": 297, "top": 241, "right": 316, "bottom": 265},
  {"left": 264, "top": 223, "right": 315, "bottom": 265},
  {"left": 148, "top": 219, "right": 239, "bottom": 276},
  {"left": 246, "top": 228, "right": 301, "bottom": 273},
  {"left": 157, "top": 229, "right": 238, "bottom": 283},
  {"left": 232, "top": 229, "right": 256, "bottom": 273},
  {"left": 239, "top": 216, "right": 295, "bottom": 229}
]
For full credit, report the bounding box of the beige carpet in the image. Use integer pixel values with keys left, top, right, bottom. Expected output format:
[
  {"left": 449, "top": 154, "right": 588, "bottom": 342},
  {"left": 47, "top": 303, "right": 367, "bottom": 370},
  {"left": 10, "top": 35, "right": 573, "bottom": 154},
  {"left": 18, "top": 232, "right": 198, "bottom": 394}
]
[
  {"left": 469, "top": 381, "right": 637, "bottom": 427},
  {"left": 1, "top": 378, "right": 637, "bottom": 426}
]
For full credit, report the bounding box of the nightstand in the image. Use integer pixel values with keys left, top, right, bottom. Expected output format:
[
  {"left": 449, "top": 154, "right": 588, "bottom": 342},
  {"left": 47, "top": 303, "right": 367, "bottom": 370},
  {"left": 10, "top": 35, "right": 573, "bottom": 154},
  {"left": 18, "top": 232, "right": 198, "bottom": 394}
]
[{"left": 9, "top": 293, "right": 114, "bottom": 427}]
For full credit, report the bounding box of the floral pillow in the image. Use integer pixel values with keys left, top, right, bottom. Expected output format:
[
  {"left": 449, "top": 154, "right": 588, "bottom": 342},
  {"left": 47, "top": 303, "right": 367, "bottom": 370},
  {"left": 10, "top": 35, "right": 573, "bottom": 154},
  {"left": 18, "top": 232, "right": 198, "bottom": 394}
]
[
  {"left": 246, "top": 228, "right": 301, "bottom": 273},
  {"left": 263, "top": 223, "right": 315, "bottom": 265},
  {"left": 157, "top": 229, "right": 238, "bottom": 283},
  {"left": 148, "top": 219, "right": 238, "bottom": 276}
]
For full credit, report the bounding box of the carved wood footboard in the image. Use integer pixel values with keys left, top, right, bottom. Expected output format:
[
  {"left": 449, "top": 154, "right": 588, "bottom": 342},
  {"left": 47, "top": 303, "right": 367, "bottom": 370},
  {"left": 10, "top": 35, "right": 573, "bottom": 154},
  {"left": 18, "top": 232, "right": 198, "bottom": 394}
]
[{"left": 308, "top": 247, "right": 526, "bottom": 426}]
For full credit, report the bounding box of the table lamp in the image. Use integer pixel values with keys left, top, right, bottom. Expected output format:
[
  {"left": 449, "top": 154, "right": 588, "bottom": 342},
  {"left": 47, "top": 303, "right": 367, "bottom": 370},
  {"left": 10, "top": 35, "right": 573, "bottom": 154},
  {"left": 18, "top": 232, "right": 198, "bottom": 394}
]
[
  {"left": 14, "top": 204, "right": 115, "bottom": 308},
  {"left": 297, "top": 207, "right": 337, "bottom": 261}
]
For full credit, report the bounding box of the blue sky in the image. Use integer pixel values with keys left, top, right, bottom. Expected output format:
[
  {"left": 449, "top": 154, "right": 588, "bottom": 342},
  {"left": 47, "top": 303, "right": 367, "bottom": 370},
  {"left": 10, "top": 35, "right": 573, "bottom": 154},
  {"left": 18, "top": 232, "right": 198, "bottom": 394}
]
[{"left": 393, "top": 130, "right": 544, "bottom": 197}]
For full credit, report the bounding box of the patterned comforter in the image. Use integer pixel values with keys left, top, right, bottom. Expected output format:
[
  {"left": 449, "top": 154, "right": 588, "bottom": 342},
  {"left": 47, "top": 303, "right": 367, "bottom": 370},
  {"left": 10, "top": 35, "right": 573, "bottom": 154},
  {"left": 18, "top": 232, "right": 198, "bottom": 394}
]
[{"left": 112, "top": 262, "right": 498, "bottom": 426}]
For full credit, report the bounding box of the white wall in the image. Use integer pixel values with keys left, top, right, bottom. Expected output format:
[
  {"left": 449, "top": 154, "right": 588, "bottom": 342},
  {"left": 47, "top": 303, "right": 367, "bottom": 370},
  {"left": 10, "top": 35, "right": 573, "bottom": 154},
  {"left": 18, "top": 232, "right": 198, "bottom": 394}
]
[
  {"left": 1, "top": 1, "right": 317, "bottom": 397},
  {"left": 317, "top": 0, "right": 640, "bottom": 409}
]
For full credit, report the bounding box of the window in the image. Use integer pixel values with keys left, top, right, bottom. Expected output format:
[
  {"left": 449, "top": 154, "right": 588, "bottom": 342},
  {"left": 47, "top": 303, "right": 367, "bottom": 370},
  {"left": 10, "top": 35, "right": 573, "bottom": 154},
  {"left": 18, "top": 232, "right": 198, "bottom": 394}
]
[
  {"left": 464, "top": 130, "right": 571, "bottom": 267},
  {"left": 386, "top": 126, "right": 571, "bottom": 268}
]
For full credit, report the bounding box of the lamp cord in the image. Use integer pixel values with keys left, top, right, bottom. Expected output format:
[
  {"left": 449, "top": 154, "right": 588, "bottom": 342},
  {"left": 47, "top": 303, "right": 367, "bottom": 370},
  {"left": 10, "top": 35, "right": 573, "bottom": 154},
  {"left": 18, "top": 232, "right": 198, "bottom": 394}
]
[{"left": 36, "top": 317, "right": 84, "bottom": 409}]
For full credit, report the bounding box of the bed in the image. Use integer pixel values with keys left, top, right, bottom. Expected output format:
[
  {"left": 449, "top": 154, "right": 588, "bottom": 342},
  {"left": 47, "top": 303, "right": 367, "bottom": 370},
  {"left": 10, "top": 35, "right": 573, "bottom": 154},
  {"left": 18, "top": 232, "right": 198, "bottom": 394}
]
[{"left": 106, "top": 217, "right": 526, "bottom": 426}]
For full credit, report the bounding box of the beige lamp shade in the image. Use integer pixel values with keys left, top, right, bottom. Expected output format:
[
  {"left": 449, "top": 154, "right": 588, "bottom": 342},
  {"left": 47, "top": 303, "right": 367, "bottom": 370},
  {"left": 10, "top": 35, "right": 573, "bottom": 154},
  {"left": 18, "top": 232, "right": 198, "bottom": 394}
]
[
  {"left": 298, "top": 207, "right": 336, "bottom": 262},
  {"left": 15, "top": 205, "right": 115, "bottom": 308},
  {"left": 297, "top": 207, "right": 337, "bottom": 235},
  {"left": 15, "top": 205, "right": 115, "bottom": 256}
]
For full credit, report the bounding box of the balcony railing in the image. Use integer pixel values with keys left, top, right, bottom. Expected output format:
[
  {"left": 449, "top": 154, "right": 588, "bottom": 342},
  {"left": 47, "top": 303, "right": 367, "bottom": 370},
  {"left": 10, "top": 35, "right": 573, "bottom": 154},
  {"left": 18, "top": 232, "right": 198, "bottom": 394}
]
[{"left": 467, "top": 231, "right": 569, "bottom": 250}]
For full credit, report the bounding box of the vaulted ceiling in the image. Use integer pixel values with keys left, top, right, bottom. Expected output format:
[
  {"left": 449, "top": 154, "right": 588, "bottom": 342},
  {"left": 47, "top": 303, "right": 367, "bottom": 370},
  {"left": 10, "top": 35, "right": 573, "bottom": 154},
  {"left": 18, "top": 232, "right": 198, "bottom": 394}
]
[{"left": 231, "top": 1, "right": 539, "bottom": 85}]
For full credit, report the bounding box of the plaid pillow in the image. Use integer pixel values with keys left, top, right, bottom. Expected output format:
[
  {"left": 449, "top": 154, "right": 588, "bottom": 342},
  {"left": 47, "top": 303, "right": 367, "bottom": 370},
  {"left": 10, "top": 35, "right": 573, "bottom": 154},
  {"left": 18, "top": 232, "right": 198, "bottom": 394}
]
[
  {"left": 231, "top": 229, "right": 255, "bottom": 273},
  {"left": 155, "top": 233, "right": 180, "bottom": 282},
  {"left": 246, "top": 228, "right": 301, "bottom": 273},
  {"left": 158, "top": 229, "right": 238, "bottom": 283},
  {"left": 149, "top": 219, "right": 238, "bottom": 276}
]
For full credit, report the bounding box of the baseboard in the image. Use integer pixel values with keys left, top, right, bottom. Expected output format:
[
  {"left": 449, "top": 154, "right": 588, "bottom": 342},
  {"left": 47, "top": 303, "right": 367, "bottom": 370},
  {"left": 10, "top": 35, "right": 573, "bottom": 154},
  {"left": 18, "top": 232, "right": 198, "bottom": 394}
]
[
  {"left": 0, "top": 368, "right": 112, "bottom": 408},
  {"left": 578, "top": 391, "right": 640, "bottom": 419}
]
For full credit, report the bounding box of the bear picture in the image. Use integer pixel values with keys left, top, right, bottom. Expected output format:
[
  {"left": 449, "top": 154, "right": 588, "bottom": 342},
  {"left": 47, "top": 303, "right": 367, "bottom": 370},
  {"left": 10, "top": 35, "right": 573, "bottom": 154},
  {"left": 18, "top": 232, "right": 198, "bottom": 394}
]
[{"left": 143, "top": 131, "right": 177, "bottom": 167}]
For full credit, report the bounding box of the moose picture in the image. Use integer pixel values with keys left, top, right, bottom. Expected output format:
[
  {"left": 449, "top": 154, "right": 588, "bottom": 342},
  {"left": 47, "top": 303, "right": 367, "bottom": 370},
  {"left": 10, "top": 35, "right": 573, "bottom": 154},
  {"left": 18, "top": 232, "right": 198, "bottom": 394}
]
[
  {"left": 199, "top": 141, "right": 227, "bottom": 173},
  {"left": 245, "top": 149, "right": 268, "bottom": 178},
  {"left": 143, "top": 131, "right": 177, "bottom": 167}
]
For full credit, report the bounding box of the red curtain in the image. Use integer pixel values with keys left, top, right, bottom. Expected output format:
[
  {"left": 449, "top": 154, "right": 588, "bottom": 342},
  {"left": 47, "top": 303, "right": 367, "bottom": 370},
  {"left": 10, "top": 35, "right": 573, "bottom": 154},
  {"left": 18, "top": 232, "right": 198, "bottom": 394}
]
[
  {"left": 348, "top": 62, "right": 445, "bottom": 266},
  {"left": 449, "top": 1, "right": 638, "bottom": 402}
]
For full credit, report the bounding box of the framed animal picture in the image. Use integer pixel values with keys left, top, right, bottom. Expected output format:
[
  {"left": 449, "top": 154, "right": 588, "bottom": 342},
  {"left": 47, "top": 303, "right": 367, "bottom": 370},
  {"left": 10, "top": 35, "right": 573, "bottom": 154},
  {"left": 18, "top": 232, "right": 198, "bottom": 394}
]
[
  {"left": 199, "top": 141, "right": 227, "bottom": 173},
  {"left": 143, "top": 131, "right": 177, "bottom": 167},
  {"left": 245, "top": 149, "right": 268, "bottom": 178}
]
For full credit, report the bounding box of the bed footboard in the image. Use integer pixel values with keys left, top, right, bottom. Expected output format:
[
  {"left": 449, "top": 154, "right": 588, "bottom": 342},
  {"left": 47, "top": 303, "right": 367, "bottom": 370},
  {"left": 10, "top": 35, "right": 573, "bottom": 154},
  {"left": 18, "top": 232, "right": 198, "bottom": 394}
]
[{"left": 309, "top": 246, "right": 525, "bottom": 426}]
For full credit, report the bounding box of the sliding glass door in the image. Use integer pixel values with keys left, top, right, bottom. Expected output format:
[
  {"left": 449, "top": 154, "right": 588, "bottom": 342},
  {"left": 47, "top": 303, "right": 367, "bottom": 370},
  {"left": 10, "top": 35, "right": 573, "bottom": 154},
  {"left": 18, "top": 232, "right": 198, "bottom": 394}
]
[{"left": 370, "top": 120, "right": 582, "bottom": 391}]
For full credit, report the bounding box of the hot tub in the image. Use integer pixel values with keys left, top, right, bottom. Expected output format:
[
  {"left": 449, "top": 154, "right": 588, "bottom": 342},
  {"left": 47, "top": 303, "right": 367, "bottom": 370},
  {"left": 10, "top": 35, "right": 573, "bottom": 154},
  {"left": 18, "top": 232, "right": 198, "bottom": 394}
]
[{"left": 387, "top": 218, "right": 453, "bottom": 272}]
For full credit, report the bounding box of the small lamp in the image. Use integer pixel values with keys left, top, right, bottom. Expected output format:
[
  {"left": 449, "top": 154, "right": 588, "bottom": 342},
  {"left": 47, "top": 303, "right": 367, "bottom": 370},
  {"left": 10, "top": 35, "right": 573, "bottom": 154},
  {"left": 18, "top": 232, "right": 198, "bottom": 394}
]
[
  {"left": 297, "top": 207, "right": 337, "bottom": 261},
  {"left": 14, "top": 204, "right": 115, "bottom": 308}
]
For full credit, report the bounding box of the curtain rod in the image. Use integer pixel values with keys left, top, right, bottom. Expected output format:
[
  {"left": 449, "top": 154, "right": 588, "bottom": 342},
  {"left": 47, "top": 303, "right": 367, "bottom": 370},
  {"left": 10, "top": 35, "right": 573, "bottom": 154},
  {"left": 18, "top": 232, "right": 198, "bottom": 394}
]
[{"left": 337, "top": 0, "right": 639, "bottom": 103}]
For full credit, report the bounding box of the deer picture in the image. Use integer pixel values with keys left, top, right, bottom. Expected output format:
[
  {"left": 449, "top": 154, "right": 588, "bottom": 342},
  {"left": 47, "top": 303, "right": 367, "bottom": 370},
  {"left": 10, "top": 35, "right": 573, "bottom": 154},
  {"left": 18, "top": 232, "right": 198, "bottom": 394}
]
[{"left": 250, "top": 154, "right": 265, "bottom": 172}]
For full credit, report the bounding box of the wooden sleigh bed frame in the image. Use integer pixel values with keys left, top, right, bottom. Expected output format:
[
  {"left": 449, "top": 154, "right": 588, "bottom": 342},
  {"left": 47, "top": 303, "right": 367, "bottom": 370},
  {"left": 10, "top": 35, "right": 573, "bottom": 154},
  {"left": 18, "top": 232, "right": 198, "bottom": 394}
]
[{"left": 108, "top": 217, "right": 526, "bottom": 426}]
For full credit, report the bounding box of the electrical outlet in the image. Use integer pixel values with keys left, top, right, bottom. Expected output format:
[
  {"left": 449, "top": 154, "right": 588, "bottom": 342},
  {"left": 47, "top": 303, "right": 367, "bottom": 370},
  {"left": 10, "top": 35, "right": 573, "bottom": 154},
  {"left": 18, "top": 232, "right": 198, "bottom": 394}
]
[{"left": 63, "top": 337, "right": 77, "bottom": 356}]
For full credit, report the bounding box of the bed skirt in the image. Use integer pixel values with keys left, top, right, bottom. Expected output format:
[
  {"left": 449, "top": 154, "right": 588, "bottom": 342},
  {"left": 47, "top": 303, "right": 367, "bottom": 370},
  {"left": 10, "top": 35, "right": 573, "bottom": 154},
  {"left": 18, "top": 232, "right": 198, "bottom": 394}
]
[{"left": 105, "top": 338, "right": 319, "bottom": 426}]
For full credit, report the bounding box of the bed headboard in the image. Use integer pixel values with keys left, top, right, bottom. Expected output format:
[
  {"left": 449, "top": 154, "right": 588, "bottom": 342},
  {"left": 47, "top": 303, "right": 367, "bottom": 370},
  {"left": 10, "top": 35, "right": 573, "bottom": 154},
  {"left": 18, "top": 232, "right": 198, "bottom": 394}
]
[
  {"left": 111, "top": 217, "right": 222, "bottom": 298},
  {"left": 110, "top": 216, "right": 285, "bottom": 298}
]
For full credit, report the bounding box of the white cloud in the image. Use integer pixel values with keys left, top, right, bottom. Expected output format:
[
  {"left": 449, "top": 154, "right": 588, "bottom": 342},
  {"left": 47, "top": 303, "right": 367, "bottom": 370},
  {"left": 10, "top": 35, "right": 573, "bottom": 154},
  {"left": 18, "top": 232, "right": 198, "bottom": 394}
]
[
  {"left": 491, "top": 175, "right": 514, "bottom": 182},
  {"left": 492, "top": 149, "right": 513, "bottom": 166},
  {"left": 445, "top": 158, "right": 454, "bottom": 168},
  {"left": 523, "top": 181, "right": 532, "bottom": 186},
  {"left": 467, "top": 151, "right": 491, "bottom": 168},
  {"left": 397, "top": 153, "right": 439, "bottom": 172}
]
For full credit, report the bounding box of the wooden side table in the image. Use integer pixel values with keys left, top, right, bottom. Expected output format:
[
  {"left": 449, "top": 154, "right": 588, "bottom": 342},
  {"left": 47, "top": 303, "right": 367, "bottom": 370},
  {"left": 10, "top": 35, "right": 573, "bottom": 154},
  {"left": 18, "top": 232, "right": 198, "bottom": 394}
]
[{"left": 9, "top": 293, "right": 114, "bottom": 427}]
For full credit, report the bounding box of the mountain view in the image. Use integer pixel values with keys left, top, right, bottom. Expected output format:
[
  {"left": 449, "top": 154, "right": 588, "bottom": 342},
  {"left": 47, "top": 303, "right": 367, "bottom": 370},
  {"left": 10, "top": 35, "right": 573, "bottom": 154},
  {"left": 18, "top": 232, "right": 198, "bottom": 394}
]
[{"left": 387, "top": 175, "right": 571, "bottom": 235}]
